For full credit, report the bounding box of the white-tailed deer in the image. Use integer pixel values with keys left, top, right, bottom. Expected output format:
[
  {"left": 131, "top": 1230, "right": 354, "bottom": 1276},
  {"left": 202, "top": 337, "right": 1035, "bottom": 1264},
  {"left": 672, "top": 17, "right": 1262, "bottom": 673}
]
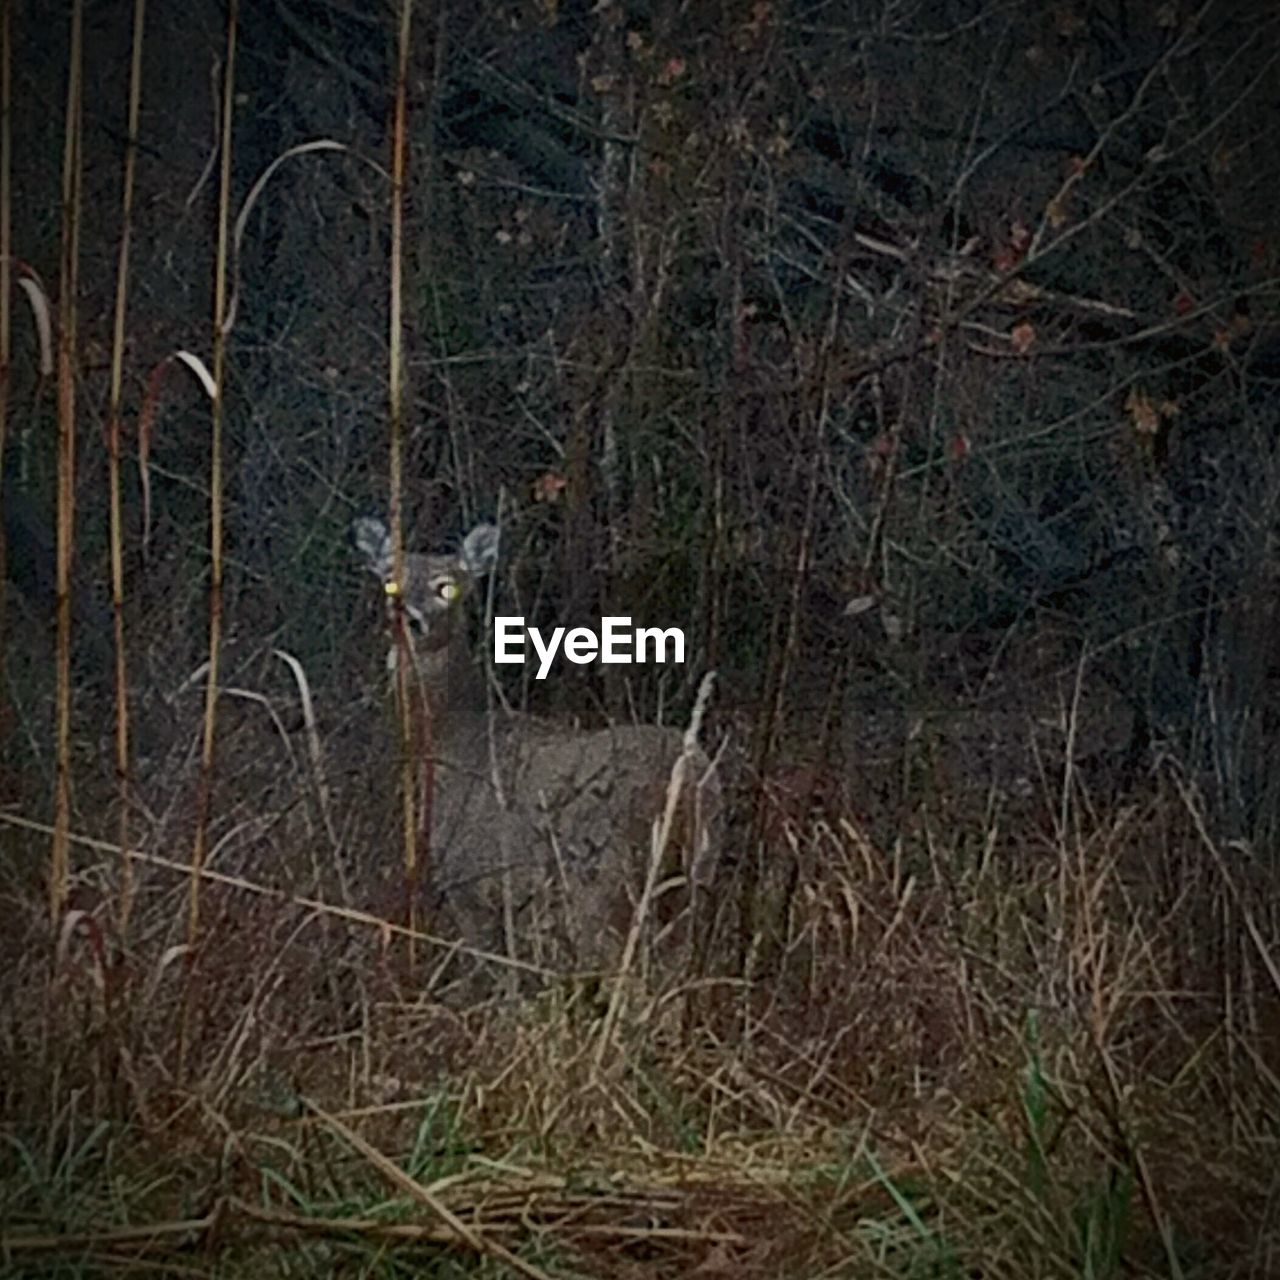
[{"left": 351, "top": 517, "right": 719, "bottom": 981}]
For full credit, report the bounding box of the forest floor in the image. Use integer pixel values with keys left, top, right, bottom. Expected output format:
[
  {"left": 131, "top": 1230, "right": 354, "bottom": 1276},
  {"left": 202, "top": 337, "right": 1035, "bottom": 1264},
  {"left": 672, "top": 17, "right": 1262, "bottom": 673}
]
[{"left": 1, "top": 775, "right": 1275, "bottom": 1279}]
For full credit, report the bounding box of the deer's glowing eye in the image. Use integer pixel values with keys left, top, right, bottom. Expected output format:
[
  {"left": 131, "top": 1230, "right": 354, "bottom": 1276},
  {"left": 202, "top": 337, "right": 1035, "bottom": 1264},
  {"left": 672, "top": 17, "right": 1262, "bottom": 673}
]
[
  {"left": 436, "top": 578, "right": 462, "bottom": 603},
  {"left": 383, "top": 580, "right": 402, "bottom": 599}
]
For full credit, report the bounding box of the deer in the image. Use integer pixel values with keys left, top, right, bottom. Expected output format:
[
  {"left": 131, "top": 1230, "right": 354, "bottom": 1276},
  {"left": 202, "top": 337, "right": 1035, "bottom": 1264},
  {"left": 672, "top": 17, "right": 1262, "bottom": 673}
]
[{"left": 350, "top": 516, "right": 720, "bottom": 986}]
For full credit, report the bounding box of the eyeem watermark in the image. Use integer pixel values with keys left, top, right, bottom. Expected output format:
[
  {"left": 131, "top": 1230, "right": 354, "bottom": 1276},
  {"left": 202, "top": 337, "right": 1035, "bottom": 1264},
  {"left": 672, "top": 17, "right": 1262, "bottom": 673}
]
[{"left": 494, "top": 616, "right": 686, "bottom": 680}]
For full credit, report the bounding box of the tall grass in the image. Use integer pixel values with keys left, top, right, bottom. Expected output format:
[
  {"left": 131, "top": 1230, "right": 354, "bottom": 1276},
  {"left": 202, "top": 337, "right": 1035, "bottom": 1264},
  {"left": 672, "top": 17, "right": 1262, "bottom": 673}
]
[
  {"left": 49, "top": 0, "right": 82, "bottom": 925},
  {"left": 105, "top": 0, "right": 147, "bottom": 943},
  {"left": 178, "top": 0, "right": 236, "bottom": 1078}
]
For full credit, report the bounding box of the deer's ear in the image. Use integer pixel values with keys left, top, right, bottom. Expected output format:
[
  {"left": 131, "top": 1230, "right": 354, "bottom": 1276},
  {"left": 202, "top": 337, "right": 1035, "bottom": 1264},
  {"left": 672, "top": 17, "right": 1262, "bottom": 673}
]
[
  {"left": 460, "top": 522, "right": 500, "bottom": 574},
  {"left": 350, "top": 516, "right": 392, "bottom": 578}
]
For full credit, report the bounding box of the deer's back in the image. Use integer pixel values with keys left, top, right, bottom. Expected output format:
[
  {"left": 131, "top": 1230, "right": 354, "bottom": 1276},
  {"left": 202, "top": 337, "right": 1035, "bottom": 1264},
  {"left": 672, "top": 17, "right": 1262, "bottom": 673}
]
[{"left": 428, "top": 714, "right": 717, "bottom": 965}]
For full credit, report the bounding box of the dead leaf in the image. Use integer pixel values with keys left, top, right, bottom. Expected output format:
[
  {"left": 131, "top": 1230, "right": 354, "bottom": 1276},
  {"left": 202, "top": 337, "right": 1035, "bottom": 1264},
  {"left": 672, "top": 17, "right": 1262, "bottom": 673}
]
[
  {"left": 533, "top": 471, "right": 567, "bottom": 503},
  {"left": 993, "top": 245, "right": 1021, "bottom": 272},
  {"left": 1010, "top": 321, "right": 1036, "bottom": 353},
  {"left": 865, "top": 432, "right": 895, "bottom": 478},
  {"left": 1055, "top": 7, "right": 1085, "bottom": 37},
  {"left": 657, "top": 56, "right": 686, "bottom": 85},
  {"left": 1125, "top": 388, "right": 1160, "bottom": 436}
]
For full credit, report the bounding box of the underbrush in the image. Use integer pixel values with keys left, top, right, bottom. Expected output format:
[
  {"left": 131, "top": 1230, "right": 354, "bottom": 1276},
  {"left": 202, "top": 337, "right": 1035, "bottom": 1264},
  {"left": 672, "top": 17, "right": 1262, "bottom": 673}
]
[{"left": 1, "top": 776, "right": 1275, "bottom": 1278}]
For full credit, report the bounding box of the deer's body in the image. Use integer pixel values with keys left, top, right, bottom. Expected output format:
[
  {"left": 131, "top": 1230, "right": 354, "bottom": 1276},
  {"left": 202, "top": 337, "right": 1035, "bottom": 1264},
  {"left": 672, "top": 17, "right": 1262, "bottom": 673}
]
[{"left": 352, "top": 518, "right": 718, "bottom": 976}]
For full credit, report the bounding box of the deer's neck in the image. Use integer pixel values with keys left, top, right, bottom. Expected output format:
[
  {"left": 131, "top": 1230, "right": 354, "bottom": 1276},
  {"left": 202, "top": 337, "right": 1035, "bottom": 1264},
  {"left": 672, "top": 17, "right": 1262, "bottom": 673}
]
[{"left": 404, "top": 631, "right": 490, "bottom": 753}]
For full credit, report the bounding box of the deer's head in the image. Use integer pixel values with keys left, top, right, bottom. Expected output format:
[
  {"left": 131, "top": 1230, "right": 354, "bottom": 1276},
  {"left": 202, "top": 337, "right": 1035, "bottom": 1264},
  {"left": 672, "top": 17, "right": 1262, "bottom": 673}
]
[{"left": 351, "top": 518, "right": 500, "bottom": 657}]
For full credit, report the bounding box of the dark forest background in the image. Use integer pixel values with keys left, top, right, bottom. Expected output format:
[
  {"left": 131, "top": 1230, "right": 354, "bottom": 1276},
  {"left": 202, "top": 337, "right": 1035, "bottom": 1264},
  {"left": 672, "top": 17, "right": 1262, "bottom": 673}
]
[{"left": 6, "top": 0, "right": 1280, "bottom": 848}]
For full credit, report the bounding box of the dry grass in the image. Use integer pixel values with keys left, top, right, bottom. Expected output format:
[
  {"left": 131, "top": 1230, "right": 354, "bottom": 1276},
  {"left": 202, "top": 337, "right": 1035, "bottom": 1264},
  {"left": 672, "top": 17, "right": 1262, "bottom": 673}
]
[{"left": 1, "top": 759, "right": 1276, "bottom": 1279}]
